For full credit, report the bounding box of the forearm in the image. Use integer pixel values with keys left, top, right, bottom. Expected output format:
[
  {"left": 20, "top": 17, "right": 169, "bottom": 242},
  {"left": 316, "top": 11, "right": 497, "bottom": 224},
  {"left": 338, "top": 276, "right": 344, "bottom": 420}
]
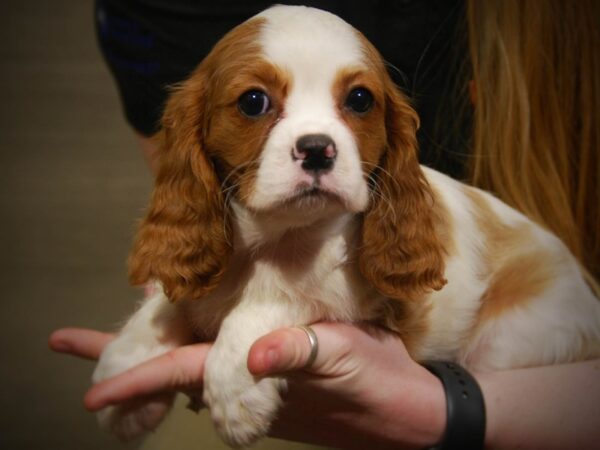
[{"left": 476, "top": 359, "right": 600, "bottom": 450}]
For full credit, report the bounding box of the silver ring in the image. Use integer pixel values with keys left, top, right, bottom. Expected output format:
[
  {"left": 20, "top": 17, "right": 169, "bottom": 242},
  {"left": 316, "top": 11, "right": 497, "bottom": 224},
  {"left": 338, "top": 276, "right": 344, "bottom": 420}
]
[{"left": 297, "top": 325, "right": 319, "bottom": 369}]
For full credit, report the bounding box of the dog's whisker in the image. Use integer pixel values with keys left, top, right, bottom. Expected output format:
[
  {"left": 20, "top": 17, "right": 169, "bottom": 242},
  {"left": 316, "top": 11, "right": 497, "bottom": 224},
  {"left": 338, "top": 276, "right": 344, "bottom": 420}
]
[
  {"left": 360, "top": 160, "right": 403, "bottom": 191},
  {"left": 219, "top": 159, "right": 258, "bottom": 192},
  {"left": 368, "top": 183, "right": 397, "bottom": 224}
]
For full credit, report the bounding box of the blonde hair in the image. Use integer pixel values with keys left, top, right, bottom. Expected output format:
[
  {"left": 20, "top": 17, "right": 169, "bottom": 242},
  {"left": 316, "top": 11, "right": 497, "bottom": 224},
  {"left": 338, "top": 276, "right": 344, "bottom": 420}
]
[{"left": 466, "top": 0, "right": 600, "bottom": 282}]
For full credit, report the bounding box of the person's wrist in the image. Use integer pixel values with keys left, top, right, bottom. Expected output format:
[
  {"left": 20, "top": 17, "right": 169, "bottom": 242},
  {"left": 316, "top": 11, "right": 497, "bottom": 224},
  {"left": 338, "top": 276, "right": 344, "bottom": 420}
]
[
  {"left": 420, "top": 366, "right": 447, "bottom": 448},
  {"left": 472, "top": 371, "right": 496, "bottom": 450},
  {"left": 388, "top": 363, "right": 446, "bottom": 449}
]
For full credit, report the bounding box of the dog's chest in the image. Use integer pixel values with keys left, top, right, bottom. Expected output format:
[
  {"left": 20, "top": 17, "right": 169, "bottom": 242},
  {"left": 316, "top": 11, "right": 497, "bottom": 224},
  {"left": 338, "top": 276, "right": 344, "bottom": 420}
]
[
  {"left": 244, "top": 228, "right": 375, "bottom": 316},
  {"left": 186, "top": 224, "right": 376, "bottom": 337}
]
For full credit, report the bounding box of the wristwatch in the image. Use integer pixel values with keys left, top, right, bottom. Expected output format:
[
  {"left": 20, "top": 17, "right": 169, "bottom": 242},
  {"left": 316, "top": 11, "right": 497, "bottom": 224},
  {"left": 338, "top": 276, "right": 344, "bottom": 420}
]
[{"left": 422, "top": 361, "right": 486, "bottom": 450}]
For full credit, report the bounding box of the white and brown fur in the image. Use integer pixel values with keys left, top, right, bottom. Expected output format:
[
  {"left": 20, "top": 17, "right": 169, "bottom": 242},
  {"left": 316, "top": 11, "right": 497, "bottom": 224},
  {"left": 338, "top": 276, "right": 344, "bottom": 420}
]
[{"left": 93, "top": 6, "right": 600, "bottom": 447}]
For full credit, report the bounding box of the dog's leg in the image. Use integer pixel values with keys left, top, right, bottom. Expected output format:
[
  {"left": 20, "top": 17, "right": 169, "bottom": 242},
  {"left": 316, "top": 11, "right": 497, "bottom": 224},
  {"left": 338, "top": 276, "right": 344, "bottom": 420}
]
[
  {"left": 92, "top": 284, "right": 193, "bottom": 441},
  {"left": 202, "top": 296, "right": 311, "bottom": 448}
]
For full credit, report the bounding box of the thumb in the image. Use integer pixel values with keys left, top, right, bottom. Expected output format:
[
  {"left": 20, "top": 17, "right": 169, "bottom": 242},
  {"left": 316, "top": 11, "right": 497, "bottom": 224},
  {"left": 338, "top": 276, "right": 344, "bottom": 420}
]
[{"left": 247, "top": 323, "right": 356, "bottom": 377}]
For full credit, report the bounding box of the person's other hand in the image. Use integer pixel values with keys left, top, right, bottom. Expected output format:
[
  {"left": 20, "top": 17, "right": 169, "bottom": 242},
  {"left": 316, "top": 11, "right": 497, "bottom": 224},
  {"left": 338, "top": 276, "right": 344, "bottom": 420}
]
[{"left": 49, "top": 328, "right": 210, "bottom": 411}]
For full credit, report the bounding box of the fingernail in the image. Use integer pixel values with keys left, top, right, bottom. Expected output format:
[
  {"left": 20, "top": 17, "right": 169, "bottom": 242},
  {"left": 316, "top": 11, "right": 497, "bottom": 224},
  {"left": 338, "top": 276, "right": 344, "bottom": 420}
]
[
  {"left": 50, "top": 339, "right": 69, "bottom": 353},
  {"left": 83, "top": 392, "right": 98, "bottom": 411},
  {"left": 253, "top": 348, "right": 280, "bottom": 376},
  {"left": 265, "top": 348, "right": 280, "bottom": 372},
  {"left": 84, "top": 384, "right": 109, "bottom": 412}
]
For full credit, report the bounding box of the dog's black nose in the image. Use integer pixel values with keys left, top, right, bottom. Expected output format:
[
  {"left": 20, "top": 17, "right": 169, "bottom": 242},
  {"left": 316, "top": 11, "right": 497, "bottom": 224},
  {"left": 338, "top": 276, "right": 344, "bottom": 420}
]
[{"left": 293, "top": 134, "right": 337, "bottom": 173}]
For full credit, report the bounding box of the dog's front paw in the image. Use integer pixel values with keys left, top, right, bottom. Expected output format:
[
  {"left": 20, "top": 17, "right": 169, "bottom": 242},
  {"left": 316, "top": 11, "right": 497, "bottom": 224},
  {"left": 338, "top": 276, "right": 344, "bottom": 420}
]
[
  {"left": 96, "top": 394, "right": 175, "bottom": 441},
  {"left": 92, "top": 336, "right": 177, "bottom": 440},
  {"left": 203, "top": 368, "right": 286, "bottom": 448}
]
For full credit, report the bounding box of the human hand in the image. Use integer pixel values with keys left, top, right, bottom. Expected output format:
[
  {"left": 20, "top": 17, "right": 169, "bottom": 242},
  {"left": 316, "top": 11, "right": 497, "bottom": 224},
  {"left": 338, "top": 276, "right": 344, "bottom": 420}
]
[
  {"left": 48, "top": 327, "right": 210, "bottom": 412},
  {"left": 49, "top": 324, "right": 445, "bottom": 450},
  {"left": 247, "top": 323, "right": 445, "bottom": 450}
]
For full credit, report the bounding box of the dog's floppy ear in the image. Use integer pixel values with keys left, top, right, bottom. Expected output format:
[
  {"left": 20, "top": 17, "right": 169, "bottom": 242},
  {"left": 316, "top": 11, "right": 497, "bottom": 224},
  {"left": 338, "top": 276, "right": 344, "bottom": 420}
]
[
  {"left": 128, "top": 70, "right": 232, "bottom": 302},
  {"left": 359, "top": 79, "right": 446, "bottom": 302}
]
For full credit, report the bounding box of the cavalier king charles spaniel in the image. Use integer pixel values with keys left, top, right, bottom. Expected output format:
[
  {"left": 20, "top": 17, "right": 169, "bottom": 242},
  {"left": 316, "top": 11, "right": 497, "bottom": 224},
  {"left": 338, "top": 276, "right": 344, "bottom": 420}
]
[{"left": 93, "top": 5, "right": 600, "bottom": 447}]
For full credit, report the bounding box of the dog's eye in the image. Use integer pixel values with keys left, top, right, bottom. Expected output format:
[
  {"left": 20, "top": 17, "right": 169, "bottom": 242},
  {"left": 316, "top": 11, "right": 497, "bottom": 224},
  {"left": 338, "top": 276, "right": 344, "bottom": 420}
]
[
  {"left": 345, "top": 88, "right": 374, "bottom": 114},
  {"left": 238, "top": 90, "right": 271, "bottom": 117}
]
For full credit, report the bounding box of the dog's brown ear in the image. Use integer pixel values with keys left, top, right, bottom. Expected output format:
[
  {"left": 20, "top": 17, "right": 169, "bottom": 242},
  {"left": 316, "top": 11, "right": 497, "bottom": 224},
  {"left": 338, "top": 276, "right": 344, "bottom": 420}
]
[
  {"left": 359, "top": 80, "right": 446, "bottom": 302},
  {"left": 128, "top": 71, "right": 232, "bottom": 302}
]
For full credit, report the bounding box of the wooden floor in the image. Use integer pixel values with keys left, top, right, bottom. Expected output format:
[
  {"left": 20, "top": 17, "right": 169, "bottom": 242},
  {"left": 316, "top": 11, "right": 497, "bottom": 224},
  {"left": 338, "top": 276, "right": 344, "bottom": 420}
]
[{"left": 0, "top": 1, "right": 328, "bottom": 449}]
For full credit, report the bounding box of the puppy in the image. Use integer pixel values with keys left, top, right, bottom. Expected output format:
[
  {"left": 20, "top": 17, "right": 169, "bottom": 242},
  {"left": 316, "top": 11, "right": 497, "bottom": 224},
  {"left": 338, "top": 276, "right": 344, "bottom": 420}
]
[{"left": 93, "top": 5, "right": 600, "bottom": 447}]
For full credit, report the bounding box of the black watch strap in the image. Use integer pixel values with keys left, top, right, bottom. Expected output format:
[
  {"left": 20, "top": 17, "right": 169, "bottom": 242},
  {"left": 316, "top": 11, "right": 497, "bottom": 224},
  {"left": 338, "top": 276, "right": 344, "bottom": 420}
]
[{"left": 423, "top": 361, "right": 486, "bottom": 450}]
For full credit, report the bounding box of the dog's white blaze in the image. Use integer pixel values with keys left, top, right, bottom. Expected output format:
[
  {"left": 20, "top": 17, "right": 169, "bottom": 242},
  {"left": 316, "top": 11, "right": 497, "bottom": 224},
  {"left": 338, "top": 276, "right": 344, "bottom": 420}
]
[{"left": 248, "top": 6, "right": 370, "bottom": 213}]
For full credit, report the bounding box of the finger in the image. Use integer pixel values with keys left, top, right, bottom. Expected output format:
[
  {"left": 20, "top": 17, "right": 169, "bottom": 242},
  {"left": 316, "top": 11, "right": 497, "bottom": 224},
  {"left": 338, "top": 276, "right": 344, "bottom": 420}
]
[
  {"left": 84, "top": 343, "right": 211, "bottom": 411},
  {"left": 49, "top": 328, "right": 115, "bottom": 360},
  {"left": 247, "top": 323, "right": 356, "bottom": 376}
]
